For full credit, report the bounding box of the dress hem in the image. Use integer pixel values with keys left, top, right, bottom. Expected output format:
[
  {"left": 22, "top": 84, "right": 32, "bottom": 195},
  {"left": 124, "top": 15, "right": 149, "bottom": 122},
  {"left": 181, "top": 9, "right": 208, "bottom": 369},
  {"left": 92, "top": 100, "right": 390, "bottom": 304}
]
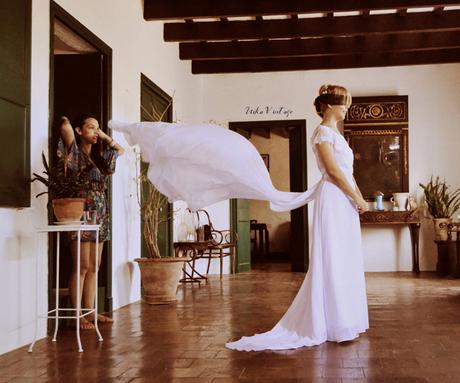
[{"left": 225, "top": 326, "right": 368, "bottom": 352}]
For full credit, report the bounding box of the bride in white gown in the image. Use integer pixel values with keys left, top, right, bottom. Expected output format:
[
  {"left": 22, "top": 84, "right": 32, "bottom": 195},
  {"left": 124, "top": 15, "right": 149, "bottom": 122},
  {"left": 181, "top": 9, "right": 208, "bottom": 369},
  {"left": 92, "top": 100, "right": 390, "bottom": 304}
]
[{"left": 226, "top": 85, "right": 369, "bottom": 351}]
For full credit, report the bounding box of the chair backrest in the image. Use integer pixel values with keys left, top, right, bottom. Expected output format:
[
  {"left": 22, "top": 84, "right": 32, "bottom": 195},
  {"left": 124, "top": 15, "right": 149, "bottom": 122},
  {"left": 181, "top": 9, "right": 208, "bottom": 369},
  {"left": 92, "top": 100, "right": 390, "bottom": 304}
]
[
  {"left": 195, "top": 209, "right": 214, "bottom": 240},
  {"left": 195, "top": 209, "right": 238, "bottom": 246}
]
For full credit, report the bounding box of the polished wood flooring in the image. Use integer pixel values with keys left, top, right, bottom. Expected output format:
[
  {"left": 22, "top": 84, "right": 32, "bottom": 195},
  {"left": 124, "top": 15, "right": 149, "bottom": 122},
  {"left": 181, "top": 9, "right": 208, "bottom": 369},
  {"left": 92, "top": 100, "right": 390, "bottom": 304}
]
[{"left": 2, "top": 264, "right": 460, "bottom": 382}]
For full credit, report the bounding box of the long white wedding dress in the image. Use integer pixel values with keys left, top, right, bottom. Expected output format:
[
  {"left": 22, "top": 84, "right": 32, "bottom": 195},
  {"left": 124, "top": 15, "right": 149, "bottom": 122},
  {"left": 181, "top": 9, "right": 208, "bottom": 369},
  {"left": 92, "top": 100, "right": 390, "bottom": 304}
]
[{"left": 226, "top": 124, "right": 369, "bottom": 351}]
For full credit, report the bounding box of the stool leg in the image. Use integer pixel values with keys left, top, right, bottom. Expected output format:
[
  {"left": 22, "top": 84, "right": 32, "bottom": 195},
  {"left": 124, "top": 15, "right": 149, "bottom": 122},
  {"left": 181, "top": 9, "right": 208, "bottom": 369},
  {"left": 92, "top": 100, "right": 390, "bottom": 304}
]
[
  {"left": 76, "top": 231, "right": 83, "bottom": 352},
  {"left": 94, "top": 229, "right": 103, "bottom": 342},
  {"left": 52, "top": 232, "right": 60, "bottom": 342}
]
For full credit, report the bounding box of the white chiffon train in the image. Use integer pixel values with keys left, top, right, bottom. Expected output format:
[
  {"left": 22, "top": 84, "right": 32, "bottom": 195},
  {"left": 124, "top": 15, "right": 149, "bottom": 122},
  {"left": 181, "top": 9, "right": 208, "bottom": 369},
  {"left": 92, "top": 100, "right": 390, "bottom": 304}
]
[{"left": 109, "top": 120, "right": 321, "bottom": 212}]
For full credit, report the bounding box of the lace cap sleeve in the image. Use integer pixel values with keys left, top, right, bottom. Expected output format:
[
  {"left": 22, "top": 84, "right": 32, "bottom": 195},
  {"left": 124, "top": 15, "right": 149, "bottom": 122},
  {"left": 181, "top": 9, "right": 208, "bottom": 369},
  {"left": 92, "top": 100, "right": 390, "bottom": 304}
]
[{"left": 312, "top": 125, "right": 335, "bottom": 146}]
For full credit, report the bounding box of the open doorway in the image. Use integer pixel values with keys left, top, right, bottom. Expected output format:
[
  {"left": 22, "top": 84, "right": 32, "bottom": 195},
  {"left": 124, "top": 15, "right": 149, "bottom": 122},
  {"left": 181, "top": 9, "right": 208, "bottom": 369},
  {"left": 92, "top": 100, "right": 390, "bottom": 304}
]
[
  {"left": 230, "top": 120, "right": 309, "bottom": 273},
  {"left": 49, "top": 2, "right": 113, "bottom": 315}
]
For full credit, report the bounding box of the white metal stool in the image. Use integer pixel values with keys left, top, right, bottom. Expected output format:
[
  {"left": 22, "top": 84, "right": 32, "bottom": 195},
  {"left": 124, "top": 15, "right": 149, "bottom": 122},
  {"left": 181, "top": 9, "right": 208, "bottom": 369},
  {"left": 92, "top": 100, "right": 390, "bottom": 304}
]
[{"left": 28, "top": 223, "right": 103, "bottom": 352}]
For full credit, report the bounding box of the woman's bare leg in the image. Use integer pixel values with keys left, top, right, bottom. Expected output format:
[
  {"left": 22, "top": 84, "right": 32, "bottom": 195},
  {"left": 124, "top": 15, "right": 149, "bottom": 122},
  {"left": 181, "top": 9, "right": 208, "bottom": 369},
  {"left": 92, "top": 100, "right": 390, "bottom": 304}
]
[
  {"left": 82, "top": 242, "right": 113, "bottom": 323},
  {"left": 69, "top": 241, "right": 94, "bottom": 329}
]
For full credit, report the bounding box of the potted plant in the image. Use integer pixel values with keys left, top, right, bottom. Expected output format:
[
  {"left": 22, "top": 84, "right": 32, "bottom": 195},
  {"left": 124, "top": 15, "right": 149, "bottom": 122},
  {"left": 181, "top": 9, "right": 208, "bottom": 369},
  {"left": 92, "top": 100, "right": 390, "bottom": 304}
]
[
  {"left": 419, "top": 176, "right": 460, "bottom": 241},
  {"left": 31, "top": 151, "right": 89, "bottom": 222},
  {"left": 134, "top": 103, "right": 189, "bottom": 305}
]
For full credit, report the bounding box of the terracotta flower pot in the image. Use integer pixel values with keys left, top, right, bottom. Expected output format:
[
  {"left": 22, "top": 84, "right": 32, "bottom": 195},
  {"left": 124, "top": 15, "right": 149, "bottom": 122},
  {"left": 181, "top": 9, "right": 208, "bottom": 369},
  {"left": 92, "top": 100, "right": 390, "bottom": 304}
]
[
  {"left": 433, "top": 218, "right": 452, "bottom": 241},
  {"left": 135, "top": 257, "right": 187, "bottom": 305},
  {"left": 52, "top": 198, "right": 85, "bottom": 222}
]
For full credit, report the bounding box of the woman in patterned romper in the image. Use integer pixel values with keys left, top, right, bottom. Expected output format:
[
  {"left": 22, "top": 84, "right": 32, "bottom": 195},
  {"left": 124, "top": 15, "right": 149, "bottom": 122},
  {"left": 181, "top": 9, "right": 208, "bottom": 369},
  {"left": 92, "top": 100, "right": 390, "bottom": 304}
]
[{"left": 58, "top": 115, "right": 124, "bottom": 329}]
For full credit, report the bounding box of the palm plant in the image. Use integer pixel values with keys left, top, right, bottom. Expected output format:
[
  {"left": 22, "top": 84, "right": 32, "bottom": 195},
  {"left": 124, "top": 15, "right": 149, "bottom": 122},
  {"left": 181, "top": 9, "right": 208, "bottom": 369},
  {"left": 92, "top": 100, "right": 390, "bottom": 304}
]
[{"left": 419, "top": 176, "right": 460, "bottom": 218}]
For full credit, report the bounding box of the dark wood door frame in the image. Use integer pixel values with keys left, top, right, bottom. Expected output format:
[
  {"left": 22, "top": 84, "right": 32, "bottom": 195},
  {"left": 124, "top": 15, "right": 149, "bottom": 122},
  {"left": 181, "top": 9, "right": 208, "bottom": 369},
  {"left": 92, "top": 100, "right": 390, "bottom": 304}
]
[
  {"left": 49, "top": 2, "right": 114, "bottom": 312},
  {"left": 229, "top": 120, "right": 309, "bottom": 272}
]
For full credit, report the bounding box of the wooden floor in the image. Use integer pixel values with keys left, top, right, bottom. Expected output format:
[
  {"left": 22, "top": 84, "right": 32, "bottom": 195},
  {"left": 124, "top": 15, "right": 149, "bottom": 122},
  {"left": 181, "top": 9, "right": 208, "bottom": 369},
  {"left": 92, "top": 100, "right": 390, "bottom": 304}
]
[{"left": 2, "top": 264, "right": 460, "bottom": 382}]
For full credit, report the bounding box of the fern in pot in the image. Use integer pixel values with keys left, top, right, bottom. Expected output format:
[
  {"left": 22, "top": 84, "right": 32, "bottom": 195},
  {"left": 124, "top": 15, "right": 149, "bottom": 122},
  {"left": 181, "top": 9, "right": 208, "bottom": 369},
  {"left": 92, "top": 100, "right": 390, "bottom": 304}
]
[
  {"left": 32, "top": 152, "right": 89, "bottom": 222},
  {"left": 419, "top": 176, "right": 460, "bottom": 241}
]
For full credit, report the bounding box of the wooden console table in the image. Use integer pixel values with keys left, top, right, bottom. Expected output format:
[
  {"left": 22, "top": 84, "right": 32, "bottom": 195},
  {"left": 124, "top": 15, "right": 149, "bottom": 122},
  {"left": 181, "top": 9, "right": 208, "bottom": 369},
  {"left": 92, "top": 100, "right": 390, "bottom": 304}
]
[{"left": 360, "top": 210, "right": 421, "bottom": 273}]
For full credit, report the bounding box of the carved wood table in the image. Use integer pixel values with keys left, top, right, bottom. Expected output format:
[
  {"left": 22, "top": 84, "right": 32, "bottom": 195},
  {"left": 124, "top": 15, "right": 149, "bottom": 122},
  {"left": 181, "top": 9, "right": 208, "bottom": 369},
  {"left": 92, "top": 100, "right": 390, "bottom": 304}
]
[{"left": 360, "top": 210, "right": 421, "bottom": 273}]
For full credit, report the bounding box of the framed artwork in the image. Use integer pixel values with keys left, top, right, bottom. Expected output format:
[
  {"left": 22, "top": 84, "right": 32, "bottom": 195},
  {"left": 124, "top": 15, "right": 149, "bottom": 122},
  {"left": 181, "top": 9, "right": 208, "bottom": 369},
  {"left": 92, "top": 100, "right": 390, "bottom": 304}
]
[
  {"left": 344, "top": 96, "right": 409, "bottom": 201},
  {"left": 261, "top": 153, "right": 270, "bottom": 171}
]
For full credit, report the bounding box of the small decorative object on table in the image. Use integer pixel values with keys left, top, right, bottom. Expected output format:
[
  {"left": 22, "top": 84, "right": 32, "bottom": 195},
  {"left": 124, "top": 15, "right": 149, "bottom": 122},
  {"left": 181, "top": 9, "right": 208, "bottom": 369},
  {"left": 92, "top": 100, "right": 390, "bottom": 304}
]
[
  {"left": 406, "top": 195, "right": 418, "bottom": 211},
  {"left": 374, "top": 191, "right": 384, "bottom": 211},
  {"left": 390, "top": 192, "right": 410, "bottom": 211}
]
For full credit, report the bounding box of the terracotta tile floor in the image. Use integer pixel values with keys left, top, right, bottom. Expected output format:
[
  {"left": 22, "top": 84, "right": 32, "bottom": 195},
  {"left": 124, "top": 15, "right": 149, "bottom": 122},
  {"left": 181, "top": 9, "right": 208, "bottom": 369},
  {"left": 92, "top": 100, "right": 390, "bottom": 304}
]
[{"left": 2, "top": 264, "right": 460, "bottom": 382}]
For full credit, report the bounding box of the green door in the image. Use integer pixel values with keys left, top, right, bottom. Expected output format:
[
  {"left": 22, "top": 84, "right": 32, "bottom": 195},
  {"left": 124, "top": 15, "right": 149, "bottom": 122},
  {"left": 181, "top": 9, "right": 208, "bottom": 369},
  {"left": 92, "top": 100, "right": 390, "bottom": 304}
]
[
  {"left": 231, "top": 198, "right": 251, "bottom": 272},
  {"left": 140, "top": 74, "right": 173, "bottom": 258},
  {"left": 0, "top": 0, "right": 31, "bottom": 207}
]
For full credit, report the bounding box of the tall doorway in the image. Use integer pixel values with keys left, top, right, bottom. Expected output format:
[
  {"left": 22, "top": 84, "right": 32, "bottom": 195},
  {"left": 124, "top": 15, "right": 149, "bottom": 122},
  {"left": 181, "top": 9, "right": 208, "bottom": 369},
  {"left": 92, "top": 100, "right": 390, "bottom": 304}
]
[
  {"left": 49, "top": 2, "right": 113, "bottom": 313},
  {"left": 230, "top": 120, "right": 309, "bottom": 273}
]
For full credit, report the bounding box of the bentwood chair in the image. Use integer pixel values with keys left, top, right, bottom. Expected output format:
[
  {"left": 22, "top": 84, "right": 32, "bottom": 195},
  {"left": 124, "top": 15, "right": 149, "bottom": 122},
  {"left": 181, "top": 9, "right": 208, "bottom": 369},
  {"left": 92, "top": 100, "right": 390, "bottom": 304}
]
[{"left": 195, "top": 209, "right": 238, "bottom": 278}]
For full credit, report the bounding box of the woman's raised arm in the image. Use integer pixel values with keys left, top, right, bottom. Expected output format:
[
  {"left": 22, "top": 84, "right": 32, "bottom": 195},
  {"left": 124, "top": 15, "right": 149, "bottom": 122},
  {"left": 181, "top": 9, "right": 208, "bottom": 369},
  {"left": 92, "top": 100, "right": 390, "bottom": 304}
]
[
  {"left": 97, "top": 128, "right": 124, "bottom": 155},
  {"left": 59, "top": 116, "right": 75, "bottom": 149}
]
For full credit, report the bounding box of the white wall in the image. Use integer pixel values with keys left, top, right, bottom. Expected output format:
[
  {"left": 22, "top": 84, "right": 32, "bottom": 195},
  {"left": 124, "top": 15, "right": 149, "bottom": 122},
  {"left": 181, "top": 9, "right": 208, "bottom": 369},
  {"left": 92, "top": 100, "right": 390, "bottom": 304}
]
[
  {"left": 0, "top": 0, "right": 51, "bottom": 356},
  {"left": 199, "top": 64, "right": 460, "bottom": 272},
  {"left": 0, "top": 0, "right": 202, "bottom": 355}
]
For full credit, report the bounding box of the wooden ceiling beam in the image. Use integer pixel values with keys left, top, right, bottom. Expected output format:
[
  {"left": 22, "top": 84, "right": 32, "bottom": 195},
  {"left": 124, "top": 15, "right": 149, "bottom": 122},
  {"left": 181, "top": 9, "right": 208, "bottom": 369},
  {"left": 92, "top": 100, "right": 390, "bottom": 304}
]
[
  {"left": 191, "top": 47, "right": 460, "bottom": 73},
  {"left": 164, "top": 9, "right": 460, "bottom": 42},
  {"left": 144, "top": 0, "right": 460, "bottom": 20},
  {"left": 180, "top": 31, "right": 460, "bottom": 60},
  {"left": 182, "top": 32, "right": 460, "bottom": 60}
]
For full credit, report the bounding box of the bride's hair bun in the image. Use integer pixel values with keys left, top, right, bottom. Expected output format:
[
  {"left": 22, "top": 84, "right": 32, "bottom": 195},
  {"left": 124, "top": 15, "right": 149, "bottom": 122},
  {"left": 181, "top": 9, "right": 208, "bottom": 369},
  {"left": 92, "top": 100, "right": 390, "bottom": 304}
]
[
  {"left": 314, "top": 84, "right": 352, "bottom": 117},
  {"left": 319, "top": 84, "right": 333, "bottom": 95}
]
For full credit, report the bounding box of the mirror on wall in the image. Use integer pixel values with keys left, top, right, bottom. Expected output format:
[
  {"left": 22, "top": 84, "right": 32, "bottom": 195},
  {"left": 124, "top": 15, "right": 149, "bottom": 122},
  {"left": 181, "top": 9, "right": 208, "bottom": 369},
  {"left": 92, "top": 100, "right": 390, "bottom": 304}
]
[{"left": 344, "top": 96, "right": 409, "bottom": 201}]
